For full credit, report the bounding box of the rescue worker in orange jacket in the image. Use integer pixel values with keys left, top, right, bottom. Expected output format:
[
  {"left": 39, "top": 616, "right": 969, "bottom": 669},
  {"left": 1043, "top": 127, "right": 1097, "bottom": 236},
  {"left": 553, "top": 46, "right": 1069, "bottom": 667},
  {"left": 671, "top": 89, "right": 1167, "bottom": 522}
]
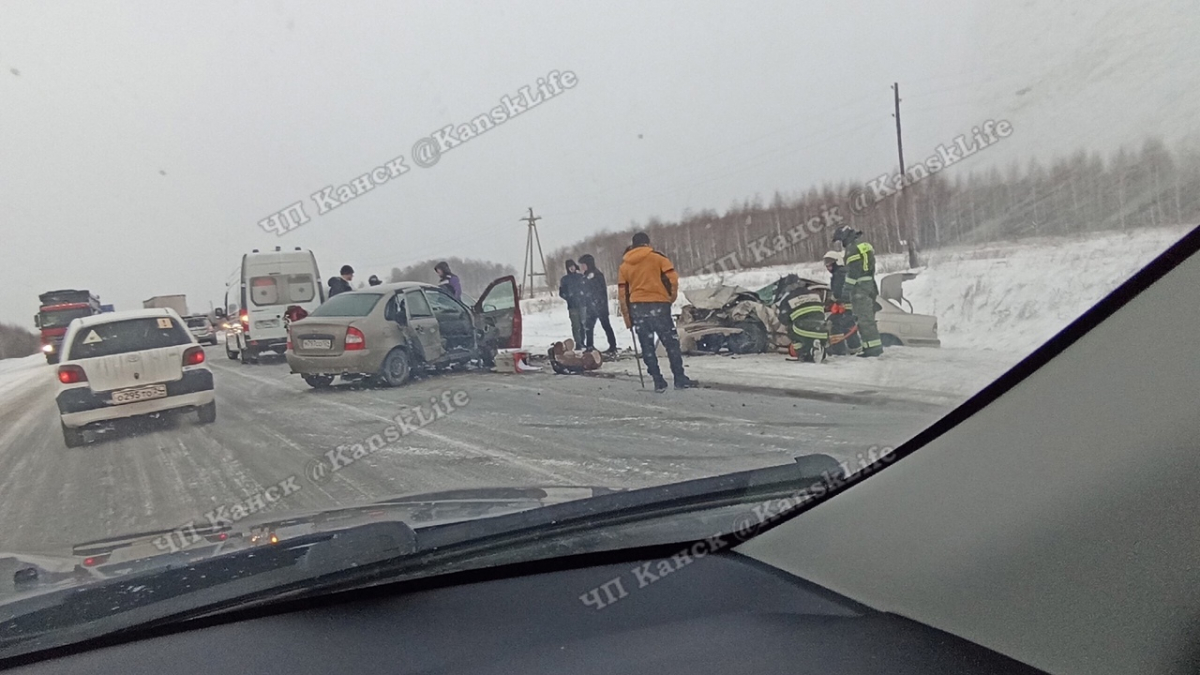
[{"left": 617, "top": 232, "right": 695, "bottom": 393}]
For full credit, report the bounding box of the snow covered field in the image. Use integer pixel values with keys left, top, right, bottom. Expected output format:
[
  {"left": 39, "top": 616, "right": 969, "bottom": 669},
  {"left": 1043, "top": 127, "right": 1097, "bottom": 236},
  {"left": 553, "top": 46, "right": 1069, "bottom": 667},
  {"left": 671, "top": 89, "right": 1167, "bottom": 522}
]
[{"left": 520, "top": 225, "right": 1192, "bottom": 403}]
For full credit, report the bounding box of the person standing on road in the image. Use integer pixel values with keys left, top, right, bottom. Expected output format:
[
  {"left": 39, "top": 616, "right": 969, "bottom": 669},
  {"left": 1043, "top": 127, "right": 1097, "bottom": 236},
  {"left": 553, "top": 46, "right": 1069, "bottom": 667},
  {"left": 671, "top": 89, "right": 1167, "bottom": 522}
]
[
  {"left": 558, "top": 259, "right": 587, "bottom": 346},
  {"left": 328, "top": 265, "right": 354, "bottom": 297},
  {"left": 833, "top": 226, "right": 883, "bottom": 357},
  {"left": 618, "top": 232, "right": 695, "bottom": 392},
  {"left": 578, "top": 254, "right": 617, "bottom": 355},
  {"left": 823, "top": 250, "right": 862, "bottom": 356},
  {"left": 434, "top": 261, "right": 462, "bottom": 300}
]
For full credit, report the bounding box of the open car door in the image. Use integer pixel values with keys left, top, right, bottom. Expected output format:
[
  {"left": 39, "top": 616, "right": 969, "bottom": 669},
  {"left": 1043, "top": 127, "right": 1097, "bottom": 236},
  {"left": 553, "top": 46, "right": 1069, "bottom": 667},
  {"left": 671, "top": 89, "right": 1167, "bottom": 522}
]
[{"left": 474, "top": 275, "right": 521, "bottom": 349}]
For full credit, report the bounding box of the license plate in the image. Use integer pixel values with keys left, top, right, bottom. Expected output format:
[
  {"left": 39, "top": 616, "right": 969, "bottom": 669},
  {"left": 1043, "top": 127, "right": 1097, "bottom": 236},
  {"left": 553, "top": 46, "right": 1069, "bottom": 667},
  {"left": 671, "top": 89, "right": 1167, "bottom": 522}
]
[
  {"left": 256, "top": 319, "right": 279, "bottom": 329},
  {"left": 112, "top": 384, "right": 167, "bottom": 405},
  {"left": 300, "top": 339, "right": 332, "bottom": 350}
]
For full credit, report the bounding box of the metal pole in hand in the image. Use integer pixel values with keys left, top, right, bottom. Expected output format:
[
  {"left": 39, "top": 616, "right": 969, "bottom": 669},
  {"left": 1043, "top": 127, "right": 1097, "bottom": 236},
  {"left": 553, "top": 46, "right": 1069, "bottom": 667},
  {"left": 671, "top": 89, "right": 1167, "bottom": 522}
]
[{"left": 629, "top": 326, "right": 645, "bottom": 389}]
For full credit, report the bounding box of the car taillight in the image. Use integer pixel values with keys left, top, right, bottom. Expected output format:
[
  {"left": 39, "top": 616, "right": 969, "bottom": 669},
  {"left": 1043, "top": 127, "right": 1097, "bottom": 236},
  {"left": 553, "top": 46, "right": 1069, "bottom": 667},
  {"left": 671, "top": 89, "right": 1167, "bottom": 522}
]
[
  {"left": 82, "top": 554, "right": 109, "bottom": 567},
  {"left": 345, "top": 327, "right": 365, "bottom": 350},
  {"left": 183, "top": 346, "right": 206, "bottom": 366},
  {"left": 58, "top": 365, "right": 87, "bottom": 384},
  {"left": 239, "top": 310, "right": 249, "bottom": 330}
]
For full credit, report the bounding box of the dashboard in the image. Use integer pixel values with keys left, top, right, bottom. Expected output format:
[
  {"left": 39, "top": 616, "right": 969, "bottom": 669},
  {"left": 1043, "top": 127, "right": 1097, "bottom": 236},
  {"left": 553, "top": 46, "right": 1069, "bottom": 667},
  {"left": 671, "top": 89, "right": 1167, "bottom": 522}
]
[{"left": 6, "top": 550, "right": 1043, "bottom": 674}]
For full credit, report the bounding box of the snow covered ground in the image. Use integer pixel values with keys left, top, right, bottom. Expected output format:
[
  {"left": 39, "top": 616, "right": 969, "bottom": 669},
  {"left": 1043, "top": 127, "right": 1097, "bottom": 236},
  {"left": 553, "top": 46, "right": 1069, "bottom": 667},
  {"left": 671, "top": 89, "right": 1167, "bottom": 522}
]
[
  {"left": 520, "top": 225, "right": 1192, "bottom": 404},
  {"left": 0, "top": 354, "right": 47, "bottom": 401}
]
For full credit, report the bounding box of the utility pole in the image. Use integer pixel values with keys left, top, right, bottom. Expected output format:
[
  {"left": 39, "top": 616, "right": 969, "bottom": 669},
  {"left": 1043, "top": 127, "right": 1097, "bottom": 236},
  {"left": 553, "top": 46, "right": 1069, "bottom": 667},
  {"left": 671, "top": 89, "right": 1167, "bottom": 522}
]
[
  {"left": 892, "top": 82, "right": 919, "bottom": 268},
  {"left": 893, "top": 82, "right": 905, "bottom": 176},
  {"left": 520, "top": 207, "right": 548, "bottom": 299}
]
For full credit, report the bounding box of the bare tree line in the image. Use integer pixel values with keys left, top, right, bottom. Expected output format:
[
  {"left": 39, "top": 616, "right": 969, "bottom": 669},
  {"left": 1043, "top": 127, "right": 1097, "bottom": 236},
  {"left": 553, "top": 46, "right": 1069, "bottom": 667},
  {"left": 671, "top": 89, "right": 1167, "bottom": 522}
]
[
  {"left": 388, "top": 256, "right": 517, "bottom": 299},
  {"left": 0, "top": 322, "right": 39, "bottom": 360},
  {"left": 546, "top": 137, "right": 1200, "bottom": 282}
]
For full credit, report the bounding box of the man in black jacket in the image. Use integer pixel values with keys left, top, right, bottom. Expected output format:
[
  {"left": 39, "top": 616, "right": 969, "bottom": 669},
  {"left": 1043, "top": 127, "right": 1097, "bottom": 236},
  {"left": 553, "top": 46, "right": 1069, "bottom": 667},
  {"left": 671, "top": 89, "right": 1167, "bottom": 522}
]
[
  {"left": 328, "top": 265, "right": 354, "bottom": 297},
  {"left": 578, "top": 254, "right": 617, "bottom": 354},
  {"left": 558, "top": 259, "right": 586, "bottom": 346}
]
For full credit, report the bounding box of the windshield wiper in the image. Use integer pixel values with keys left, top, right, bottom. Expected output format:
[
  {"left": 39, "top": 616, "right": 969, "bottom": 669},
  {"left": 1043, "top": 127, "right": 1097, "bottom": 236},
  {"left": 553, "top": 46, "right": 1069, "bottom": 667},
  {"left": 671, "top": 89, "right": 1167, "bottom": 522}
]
[
  {"left": 115, "top": 455, "right": 847, "bottom": 626},
  {"left": 0, "top": 455, "right": 845, "bottom": 666}
]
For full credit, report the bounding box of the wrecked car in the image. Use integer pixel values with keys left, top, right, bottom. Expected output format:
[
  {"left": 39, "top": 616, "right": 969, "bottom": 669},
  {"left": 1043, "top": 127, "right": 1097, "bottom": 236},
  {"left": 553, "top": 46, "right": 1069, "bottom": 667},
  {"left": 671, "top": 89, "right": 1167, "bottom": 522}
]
[
  {"left": 678, "top": 271, "right": 939, "bottom": 354},
  {"left": 285, "top": 277, "right": 522, "bottom": 387}
]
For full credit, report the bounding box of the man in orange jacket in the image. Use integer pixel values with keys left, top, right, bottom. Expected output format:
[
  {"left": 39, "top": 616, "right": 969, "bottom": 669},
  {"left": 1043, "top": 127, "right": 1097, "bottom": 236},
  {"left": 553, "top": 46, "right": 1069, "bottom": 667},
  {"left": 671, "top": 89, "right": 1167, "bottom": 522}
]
[{"left": 618, "top": 232, "right": 695, "bottom": 393}]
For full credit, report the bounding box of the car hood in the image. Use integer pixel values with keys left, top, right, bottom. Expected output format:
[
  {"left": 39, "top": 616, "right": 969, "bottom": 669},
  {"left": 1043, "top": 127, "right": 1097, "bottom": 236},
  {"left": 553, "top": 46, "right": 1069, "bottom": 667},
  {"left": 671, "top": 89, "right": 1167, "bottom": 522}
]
[
  {"left": 683, "top": 285, "right": 761, "bottom": 310},
  {"left": 0, "top": 486, "right": 618, "bottom": 598}
]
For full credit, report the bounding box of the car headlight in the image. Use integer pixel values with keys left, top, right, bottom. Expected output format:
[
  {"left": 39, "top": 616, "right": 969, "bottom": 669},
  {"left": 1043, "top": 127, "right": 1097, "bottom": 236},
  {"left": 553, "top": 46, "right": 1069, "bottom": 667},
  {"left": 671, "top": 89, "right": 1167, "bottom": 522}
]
[{"left": 42, "top": 344, "right": 54, "bottom": 353}]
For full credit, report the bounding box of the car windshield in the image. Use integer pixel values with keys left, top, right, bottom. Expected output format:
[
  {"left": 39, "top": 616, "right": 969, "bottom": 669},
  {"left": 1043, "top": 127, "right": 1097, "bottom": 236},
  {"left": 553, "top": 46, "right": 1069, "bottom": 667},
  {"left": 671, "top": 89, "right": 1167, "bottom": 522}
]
[
  {"left": 307, "top": 292, "right": 382, "bottom": 317},
  {"left": 67, "top": 317, "right": 191, "bottom": 359},
  {"left": 0, "top": 0, "right": 1196, "bottom": 656},
  {"left": 37, "top": 307, "right": 94, "bottom": 329}
]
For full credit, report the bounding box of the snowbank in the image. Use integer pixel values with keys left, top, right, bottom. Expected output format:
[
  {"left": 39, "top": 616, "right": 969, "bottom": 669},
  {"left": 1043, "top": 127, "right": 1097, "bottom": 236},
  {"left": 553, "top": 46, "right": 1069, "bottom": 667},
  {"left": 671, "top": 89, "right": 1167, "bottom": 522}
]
[{"left": 0, "top": 354, "right": 50, "bottom": 403}]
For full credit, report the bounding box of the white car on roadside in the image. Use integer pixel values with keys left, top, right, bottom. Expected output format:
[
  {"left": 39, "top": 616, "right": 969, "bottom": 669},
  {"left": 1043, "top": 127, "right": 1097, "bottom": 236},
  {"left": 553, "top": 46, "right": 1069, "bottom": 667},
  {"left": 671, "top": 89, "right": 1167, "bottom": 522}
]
[{"left": 55, "top": 309, "right": 216, "bottom": 448}]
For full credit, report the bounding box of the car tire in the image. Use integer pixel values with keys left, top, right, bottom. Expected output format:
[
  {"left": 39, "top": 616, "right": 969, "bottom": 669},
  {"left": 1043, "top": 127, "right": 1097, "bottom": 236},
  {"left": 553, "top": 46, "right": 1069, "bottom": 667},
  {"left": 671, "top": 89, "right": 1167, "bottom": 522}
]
[
  {"left": 378, "top": 348, "right": 412, "bottom": 387},
  {"left": 61, "top": 422, "right": 85, "bottom": 448},
  {"left": 696, "top": 335, "right": 725, "bottom": 353},
  {"left": 726, "top": 321, "right": 769, "bottom": 354},
  {"left": 302, "top": 374, "right": 335, "bottom": 389},
  {"left": 880, "top": 333, "right": 904, "bottom": 347},
  {"left": 197, "top": 401, "right": 217, "bottom": 424},
  {"left": 226, "top": 343, "right": 238, "bottom": 360}
]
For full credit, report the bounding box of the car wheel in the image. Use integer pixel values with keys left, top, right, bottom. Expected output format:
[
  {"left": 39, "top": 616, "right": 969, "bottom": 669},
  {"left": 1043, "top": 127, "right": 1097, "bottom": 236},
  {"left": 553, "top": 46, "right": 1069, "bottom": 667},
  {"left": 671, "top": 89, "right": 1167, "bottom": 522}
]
[
  {"left": 726, "top": 321, "right": 769, "bottom": 354},
  {"left": 302, "top": 374, "right": 335, "bottom": 389},
  {"left": 880, "top": 333, "right": 904, "bottom": 347},
  {"left": 61, "top": 422, "right": 85, "bottom": 448},
  {"left": 696, "top": 335, "right": 725, "bottom": 353},
  {"left": 226, "top": 342, "right": 238, "bottom": 360},
  {"left": 378, "top": 348, "right": 412, "bottom": 387},
  {"left": 197, "top": 401, "right": 217, "bottom": 424}
]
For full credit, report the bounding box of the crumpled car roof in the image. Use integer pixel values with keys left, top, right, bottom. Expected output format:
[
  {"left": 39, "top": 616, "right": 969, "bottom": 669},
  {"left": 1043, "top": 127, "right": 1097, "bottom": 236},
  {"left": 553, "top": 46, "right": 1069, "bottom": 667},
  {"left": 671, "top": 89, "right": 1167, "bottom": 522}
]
[{"left": 683, "top": 285, "right": 760, "bottom": 310}]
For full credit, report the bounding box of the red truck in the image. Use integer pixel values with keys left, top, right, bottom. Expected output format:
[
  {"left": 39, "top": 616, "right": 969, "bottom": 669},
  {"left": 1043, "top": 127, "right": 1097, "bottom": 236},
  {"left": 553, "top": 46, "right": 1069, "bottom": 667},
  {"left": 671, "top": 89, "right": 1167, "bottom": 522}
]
[{"left": 34, "top": 290, "right": 104, "bottom": 364}]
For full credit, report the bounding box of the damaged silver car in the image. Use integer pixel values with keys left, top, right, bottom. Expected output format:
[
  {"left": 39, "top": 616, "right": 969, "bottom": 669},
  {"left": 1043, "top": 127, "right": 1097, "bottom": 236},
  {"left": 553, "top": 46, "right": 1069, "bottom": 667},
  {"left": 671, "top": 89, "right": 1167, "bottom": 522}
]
[{"left": 678, "top": 271, "right": 940, "bottom": 354}]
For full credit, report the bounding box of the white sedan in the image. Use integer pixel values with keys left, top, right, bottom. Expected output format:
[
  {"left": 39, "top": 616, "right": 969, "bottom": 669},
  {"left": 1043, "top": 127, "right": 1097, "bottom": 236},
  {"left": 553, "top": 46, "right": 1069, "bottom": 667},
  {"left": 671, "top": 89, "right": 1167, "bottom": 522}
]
[{"left": 55, "top": 308, "right": 216, "bottom": 448}]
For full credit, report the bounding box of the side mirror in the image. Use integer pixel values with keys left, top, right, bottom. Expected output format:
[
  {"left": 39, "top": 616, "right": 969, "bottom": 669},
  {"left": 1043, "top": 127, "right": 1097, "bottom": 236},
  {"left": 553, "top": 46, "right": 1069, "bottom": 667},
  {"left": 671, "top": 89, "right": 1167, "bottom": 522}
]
[
  {"left": 214, "top": 308, "right": 226, "bottom": 319},
  {"left": 33, "top": 314, "right": 41, "bottom": 329}
]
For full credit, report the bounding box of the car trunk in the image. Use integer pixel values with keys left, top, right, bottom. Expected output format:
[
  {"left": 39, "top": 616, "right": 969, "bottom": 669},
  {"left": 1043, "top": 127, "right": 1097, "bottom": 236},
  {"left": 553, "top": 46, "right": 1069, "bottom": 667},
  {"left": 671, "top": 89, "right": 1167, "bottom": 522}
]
[
  {"left": 82, "top": 347, "right": 184, "bottom": 392},
  {"left": 290, "top": 320, "right": 353, "bottom": 356}
]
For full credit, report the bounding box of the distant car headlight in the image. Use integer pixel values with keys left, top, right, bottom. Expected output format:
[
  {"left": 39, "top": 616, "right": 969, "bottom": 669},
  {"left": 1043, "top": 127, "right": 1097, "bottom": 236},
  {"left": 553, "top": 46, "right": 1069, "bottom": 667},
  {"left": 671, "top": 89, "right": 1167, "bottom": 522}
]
[{"left": 42, "top": 344, "right": 54, "bottom": 353}]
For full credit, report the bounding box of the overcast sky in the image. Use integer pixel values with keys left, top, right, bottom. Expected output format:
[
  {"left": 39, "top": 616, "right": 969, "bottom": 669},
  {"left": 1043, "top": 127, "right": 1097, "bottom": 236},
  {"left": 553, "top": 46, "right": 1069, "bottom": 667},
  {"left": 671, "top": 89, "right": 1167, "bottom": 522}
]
[{"left": 1, "top": 0, "right": 1196, "bottom": 320}]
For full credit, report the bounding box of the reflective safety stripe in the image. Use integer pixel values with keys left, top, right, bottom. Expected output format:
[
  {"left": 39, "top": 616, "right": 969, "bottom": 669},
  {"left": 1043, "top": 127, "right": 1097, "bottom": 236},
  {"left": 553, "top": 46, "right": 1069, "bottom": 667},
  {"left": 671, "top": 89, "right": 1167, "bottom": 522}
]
[
  {"left": 862, "top": 338, "right": 882, "bottom": 349},
  {"left": 857, "top": 243, "right": 873, "bottom": 271},
  {"left": 845, "top": 254, "right": 862, "bottom": 264},
  {"left": 843, "top": 277, "right": 858, "bottom": 285},
  {"left": 789, "top": 306, "right": 823, "bottom": 320},
  {"left": 791, "top": 327, "right": 827, "bottom": 339}
]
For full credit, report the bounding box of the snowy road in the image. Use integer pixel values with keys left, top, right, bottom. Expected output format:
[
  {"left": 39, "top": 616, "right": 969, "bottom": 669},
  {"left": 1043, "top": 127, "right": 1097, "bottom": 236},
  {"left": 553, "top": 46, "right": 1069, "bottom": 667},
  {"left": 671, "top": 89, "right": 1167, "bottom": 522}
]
[{"left": 0, "top": 348, "right": 943, "bottom": 555}]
